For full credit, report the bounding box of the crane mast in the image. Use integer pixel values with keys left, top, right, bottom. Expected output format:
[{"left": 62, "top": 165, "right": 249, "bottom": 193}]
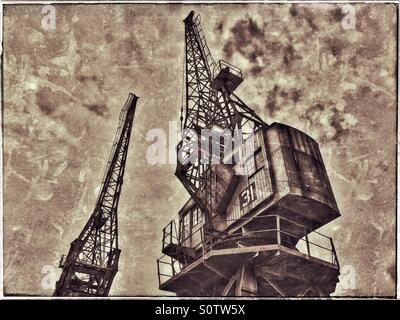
[{"left": 54, "top": 93, "right": 138, "bottom": 296}]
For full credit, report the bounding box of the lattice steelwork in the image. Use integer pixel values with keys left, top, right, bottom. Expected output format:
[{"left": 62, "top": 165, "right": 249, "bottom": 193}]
[
  {"left": 176, "top": 11, "right": 267, "bottom": 232},
  {"left": 54, "top": 93, "right": 138, "bottom": 296}
]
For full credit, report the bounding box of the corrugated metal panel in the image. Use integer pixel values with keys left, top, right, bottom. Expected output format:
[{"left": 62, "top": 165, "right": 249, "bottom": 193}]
[
  {"left": 271, "top": 123, "right": 338, "bottom": 212},
  {"left": 249, "top": 166, "right": 273, "bottom": 208},
  {"left": 226, "top": 128, "right": 274, "bottom": 226},
  {"left": 203, "top": 123, "right": 340, "bottom": 234}
]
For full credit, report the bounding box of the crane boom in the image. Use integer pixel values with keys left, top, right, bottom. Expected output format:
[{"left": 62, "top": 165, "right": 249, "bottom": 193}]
[
  {"left": 54, "top": 93, "right": 138, "bottom": 296},
  {"left": 176, "top": 11, "right": 267, "bottom": 233}
]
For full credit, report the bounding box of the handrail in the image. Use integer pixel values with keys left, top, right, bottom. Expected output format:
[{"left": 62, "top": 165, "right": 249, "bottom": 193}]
[
  {"left": 158, "top": 214, "right": 339, "bottom": 286},
  {"left": 171, "top": 213, "right": 332, "bottom": 241},
  {"left": 162, "top": 220, "right": 179, "bottom": 251},
  {"left": 220, "top": 60, "right": 242, "bottom": 77},
  {"left": 157, "top": 214, "right": 340, "bottom": 285},
  {"left": 212, "top": 59, "right": 243, "bottom": 81},
  {"left": 164, "top": 214, "right": 336, "bottom": 252}
]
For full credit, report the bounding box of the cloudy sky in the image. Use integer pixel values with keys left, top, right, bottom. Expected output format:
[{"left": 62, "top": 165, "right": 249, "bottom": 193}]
[{"left": 3, "top": 3, "right": 397, "bottom": 296}]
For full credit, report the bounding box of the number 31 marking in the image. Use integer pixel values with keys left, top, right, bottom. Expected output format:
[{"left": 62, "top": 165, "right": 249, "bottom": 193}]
[{"left": 239, "top": 183, "right": 256, "bottom": 209}]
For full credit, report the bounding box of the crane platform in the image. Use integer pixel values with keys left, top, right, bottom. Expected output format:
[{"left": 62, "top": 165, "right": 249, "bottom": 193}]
[
  {"left": 211, "top": 60, "right": 244, "bottom": 94},
  {"left": 158, "top": 242, "right": 339, "bottom": 296},
  {"left": 158, "top": 215, "right": 339, "bottom": 297}
]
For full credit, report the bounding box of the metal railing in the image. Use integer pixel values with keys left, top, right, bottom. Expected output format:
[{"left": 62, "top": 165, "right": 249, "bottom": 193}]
[
  {"left": 157, "top": 254, "right": 182, "bottom": 287},
  {"left": 162, "top": 220, "right": 179, "bottom": 251},
  {"left": 213, "top": 59, "right": 243, "bottom": 80},
  {"left": 157, "top": 214, "right": 339, "bottom": 286}
]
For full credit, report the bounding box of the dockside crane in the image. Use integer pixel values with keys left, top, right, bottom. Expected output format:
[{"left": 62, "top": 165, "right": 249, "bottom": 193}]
[
  {"left": 54, "top": 93, "right": 138, "bottom": 296},
  {"left": 158, "top": 11, "right": 340, "bottom": 297}
]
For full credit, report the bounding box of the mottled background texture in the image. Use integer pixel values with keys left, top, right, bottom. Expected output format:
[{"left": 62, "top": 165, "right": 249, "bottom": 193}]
[{"left": 2, "top": 3, "right": 397, "bottom": 296}]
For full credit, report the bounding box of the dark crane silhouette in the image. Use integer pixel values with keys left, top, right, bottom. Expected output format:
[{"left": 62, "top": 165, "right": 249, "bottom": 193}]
[{"left": 54, "top": 93, "right": 138, "bottom": 296}]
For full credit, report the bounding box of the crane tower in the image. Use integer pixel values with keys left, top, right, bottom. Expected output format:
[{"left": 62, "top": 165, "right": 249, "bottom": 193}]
[
  {"left": 157, "top": 11, "right": 340, "bottom": 297},
  {"left": 54, "top": 93, "right": 138, "bottom": 296}
]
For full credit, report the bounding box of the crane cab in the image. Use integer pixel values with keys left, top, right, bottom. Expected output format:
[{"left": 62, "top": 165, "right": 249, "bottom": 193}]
[
  {"left": 159, "top": 123, "right": 340, "bottom": 295},
  {"left": 162, "top": 122, "right": 340, "bottom": 254},
  {"left": 224, "top": 122, "right": 340, "bottom": 238}
]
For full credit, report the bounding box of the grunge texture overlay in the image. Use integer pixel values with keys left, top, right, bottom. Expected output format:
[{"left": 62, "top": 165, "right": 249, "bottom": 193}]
[{"left": 2, "top": 3, "right": 397, "bottom": 296}]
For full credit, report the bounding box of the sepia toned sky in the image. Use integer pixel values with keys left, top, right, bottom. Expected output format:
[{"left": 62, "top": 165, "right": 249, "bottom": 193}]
[{"left": 2, "top": 3, "right": 397, "bottom": 296}]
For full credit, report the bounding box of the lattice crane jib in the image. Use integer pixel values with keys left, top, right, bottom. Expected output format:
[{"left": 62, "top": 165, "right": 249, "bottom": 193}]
[
  {"left": 54, "top": 93, "right": 138, "bottom": 297},
  {"left": 176, "top": 11, "right": 268, "bottom": 233}
]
